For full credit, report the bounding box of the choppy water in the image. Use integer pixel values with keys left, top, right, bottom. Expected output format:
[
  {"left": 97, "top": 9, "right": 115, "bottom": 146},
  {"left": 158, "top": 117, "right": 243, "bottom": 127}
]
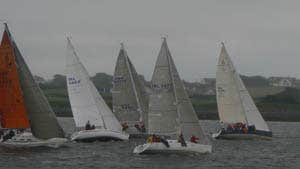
[{"left": 0, "top": 118, "right": 299, "bottom": 169}]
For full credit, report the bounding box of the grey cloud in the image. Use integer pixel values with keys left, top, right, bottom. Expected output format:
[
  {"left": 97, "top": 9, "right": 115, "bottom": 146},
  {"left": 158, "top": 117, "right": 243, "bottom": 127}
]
[{"left": 0, "top": 0, "right": 299, "bottom": 81}]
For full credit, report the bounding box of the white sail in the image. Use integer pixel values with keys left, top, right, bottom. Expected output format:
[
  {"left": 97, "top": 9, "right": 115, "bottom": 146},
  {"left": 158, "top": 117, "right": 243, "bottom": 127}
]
[
  {"left": 168, "top": 50, "right": 207, "bottom": 143},
  {"left": 148, "top": 39, "right": 179, "bottom": 138},
  {"left": 216, "top": 43, "right": 248, "bottom": 124},
  {"left": 112, "top": 44, "right": 148, "bottom": 127},
  {"left": 149, "top": 38, "right": 207, "bottom": 141},
  {"left": 66, "top": 38, "right": 122, "bottom": 132},
  {"left": 216, "top": 43, "right": 270, "bottom": 132},
  {"left": 238, "top": 77, "right": 271, "bottom": 132}
]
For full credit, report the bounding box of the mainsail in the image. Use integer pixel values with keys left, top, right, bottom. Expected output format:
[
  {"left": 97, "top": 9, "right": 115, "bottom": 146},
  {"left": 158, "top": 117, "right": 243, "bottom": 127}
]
[
  {"left": 112, "top": 44, "right": 148, "bottom": 127},
  {"left": 66, "top": 38, "right": 122, "bottom": 132},
  {"left": 149, "top": 38, "right": 206, "bottom": 141},
  {"left": 4, "top": 24, "right": 65, "bottom": 139},
  {"left": 216, "top": 43, "right": 270, "bottom": 132},
  {"left": 0, "top": 24, "right": 30, "bottom": 129}
]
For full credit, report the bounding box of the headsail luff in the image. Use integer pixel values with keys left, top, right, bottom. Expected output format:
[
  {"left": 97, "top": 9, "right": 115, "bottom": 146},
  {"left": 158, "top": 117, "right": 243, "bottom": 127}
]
[
  {"left": 5, "top": 24, "right": 65, "bottom": 139},
  {"left": 216, "top": 43, "right": 248, "bottom": 124},
  {"left": 216, "top": 43, "right": 270, "bottom": 132},
  {"left": 0, "top": 24, "right": 30, "bottom": 129},
  {"left": 66, "top": 38, "right": 122, "bottom": 132},
  {"left": 112, "top": 44, "right": 148, "bottom": 127}
]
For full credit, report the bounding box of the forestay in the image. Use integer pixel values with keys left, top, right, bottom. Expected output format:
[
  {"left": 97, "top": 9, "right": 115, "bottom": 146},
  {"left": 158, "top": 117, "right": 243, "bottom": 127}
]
[
  {"left": 6, "top": 24, "right": 65, "bottom": 139},
  {"left": 66, "top": 38, "right": 122, "bottom": 132}
]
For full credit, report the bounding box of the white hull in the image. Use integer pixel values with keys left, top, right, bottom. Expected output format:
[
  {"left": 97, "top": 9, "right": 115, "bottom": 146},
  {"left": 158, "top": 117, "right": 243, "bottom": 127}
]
[
  {"left": 71, "top": 129, "right": 129, "bottom": 142},
  {"left": 133, "top": 140, "right": 212, "bottom": 154},
  {"left": 0, "top": 132, "right": 68, "bottom": 148}
]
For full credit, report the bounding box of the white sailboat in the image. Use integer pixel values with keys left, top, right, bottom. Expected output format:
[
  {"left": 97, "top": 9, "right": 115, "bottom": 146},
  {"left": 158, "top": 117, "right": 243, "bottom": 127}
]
[
  {"left": 133, "top": 38, "right": 212, "bottom": 154},
  {"left": 0, "top": 23, "right": 67, "bottom": 148},
  {"left": 212, "top": 43, "right": 272, "bottom": 139},
  {"left": 112, "top": 43, "right": 149, "bottom": 137},
  {"left": 66, "top": 38, "right": 129, "bottom": 142}
]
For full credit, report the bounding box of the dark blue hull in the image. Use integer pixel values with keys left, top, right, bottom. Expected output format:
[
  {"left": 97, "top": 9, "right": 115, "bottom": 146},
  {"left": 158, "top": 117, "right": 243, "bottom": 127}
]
[{"left": 214, "top": 129, "right": 272, "bottom": 139}]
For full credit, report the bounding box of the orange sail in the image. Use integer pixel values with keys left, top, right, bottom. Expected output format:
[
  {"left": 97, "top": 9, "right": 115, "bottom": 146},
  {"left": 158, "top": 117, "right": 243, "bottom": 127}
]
[{"left": 0, "top": 27, "right": 30, "bottom": 128}]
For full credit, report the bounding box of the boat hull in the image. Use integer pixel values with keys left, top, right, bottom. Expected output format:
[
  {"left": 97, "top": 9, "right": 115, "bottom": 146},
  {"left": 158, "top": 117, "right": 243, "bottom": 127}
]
[
  {"left": 71, "top": 129, "right": 129, "bottom": 142},
  {"left": 212, "top": 130, "right": 272, "bottom": 140},
  {"left": 0, "top": 132, "right": 68, "bottom": 148},
  {"left": 133, "top": 140, "right": 212, "bottom": 154},
  {"left": 129, "top": 133, "right": 149, "bottom": 139}
]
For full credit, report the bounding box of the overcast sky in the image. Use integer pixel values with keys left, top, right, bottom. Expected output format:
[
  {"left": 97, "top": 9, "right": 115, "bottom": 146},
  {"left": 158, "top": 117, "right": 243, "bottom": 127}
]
[{"left": 1, "top": 0, "right": 300, "bottom": 81}]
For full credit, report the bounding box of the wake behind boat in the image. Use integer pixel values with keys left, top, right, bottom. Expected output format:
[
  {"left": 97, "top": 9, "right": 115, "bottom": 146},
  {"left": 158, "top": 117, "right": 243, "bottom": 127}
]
[
  {"left": 0, "top": 23, "right": 67, "bottom": 148},
  {"left": 213, "top": 43, "right": 272, "bottom": 139},
  {"left": 66, "top": 38, "right": 129, "bottom": 142},
  {"left": 134, "top": 38, "right": 212, "bottom": 154}
]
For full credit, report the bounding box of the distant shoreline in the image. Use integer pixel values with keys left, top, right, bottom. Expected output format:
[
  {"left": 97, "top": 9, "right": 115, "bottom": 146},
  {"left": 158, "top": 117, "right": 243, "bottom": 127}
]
[
  {"left": 197, "top": 111, "right": 300, "bottom": 122},
  {"left": 56, "top": 111, "right": 300, "bottom": 122}
]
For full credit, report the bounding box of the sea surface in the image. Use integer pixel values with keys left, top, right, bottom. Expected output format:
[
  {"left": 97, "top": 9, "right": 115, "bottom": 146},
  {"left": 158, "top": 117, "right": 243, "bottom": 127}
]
[{"left": 0, "top": 118, "right": 299, "bottom": 169}]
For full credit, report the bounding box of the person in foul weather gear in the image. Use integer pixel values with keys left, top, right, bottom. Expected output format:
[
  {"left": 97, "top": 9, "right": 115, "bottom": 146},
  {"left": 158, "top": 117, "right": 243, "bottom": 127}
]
[
  {"left": 178, "top": 133, "right": 187, "bottom": 147},
  {"left": 160, "top": 136, "right": 170, "bottom": 148},
  {"left": 147, "top": 135, "right": 154, "bottom": 143},
  {"left": 190, "top": 135, "right": 199, "bottom": 143},
  {"left": 152, "top": 134, "right": 161, "bottom": 142},
  {"left": 2, "top": 130, "right": 15, "bottom": 142},
  {"left": 139, "top": 122, "right": 146, "bottom": 133},
  {"left": 134, "top": 121, "right": 146, "bottom": 133},
  {"left": 122, "top": 122, "right": 129, "bottom": 131},
  {"left": 147, "top": 134, "right": 160, "bottom": 143},
  {"left": 85, "top": 121, "right": 92, "bottom": 130}
]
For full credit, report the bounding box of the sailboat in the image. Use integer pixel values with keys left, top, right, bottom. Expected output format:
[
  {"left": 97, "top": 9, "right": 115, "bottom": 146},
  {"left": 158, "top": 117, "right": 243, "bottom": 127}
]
[
  {"left": 0, "top": 23, "right": 67, "bottom": 148},
  {"left": 112, "top": 43, "right": 149, "bottom": 137},
  {"left": 212, "top": 43, "right": 272, "bottom": 139},
  {"left": 66, "top": 38, "right": 129, "bottom": 142},
  {"left": 133, "top": 38, "right": 212, "bottom": 154}
]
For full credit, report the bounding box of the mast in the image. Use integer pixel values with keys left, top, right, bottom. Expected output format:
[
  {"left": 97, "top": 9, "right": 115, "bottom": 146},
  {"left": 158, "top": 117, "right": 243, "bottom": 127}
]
[{"left": 122, "top": 43, "right": 143, "bottom": 122}]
